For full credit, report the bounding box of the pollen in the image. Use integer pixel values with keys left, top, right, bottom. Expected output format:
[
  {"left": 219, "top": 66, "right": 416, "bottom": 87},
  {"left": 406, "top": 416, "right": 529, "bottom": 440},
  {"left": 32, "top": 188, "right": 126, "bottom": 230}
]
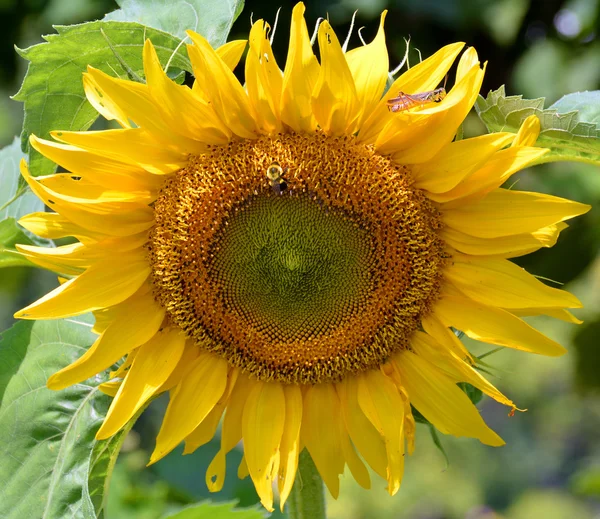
[{"left": 149, "top": 132, "right": 446, "bottom": 384}]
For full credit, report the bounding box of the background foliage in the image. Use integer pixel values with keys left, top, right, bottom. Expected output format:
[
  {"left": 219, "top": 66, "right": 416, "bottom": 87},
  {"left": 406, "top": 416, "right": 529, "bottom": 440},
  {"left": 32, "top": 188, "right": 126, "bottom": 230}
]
[{"left": 0, "top": 0, "right": 599, "bottom": 518}]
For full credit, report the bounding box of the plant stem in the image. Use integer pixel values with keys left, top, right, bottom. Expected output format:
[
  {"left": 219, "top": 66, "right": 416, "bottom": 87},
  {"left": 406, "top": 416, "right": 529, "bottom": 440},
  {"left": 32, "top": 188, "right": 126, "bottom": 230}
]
[{"left": 286, "top": 449, "right": 327, "bottom": 519}]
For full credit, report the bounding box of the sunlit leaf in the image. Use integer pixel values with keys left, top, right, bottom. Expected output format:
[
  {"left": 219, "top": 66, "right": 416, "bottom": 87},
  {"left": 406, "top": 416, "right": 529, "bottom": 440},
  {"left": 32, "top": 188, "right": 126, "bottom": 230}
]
[
  {"left": 105, "top": 0, "right": 245, "bottom": 46},
  {"left": 550, "top": 91, "right": 600, "bottom": 129},
  {"left": 13, "top": 21, "right": 193, "bottom": 178},
  {"left": 0, "top": 317, "right": 128, "bottom": 519},
  {"left": 475, "top": 86, "right": 600, "bottom": 166},
  {"left": 162, "top": 501, "right": 266, "bottom": 519}
]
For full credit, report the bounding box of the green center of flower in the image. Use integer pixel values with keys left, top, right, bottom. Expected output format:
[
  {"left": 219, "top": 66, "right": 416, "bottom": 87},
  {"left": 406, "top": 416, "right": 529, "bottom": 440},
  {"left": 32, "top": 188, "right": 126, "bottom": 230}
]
[
  {"left": 210, "top": 194, "right": 372, "bottom": 342},
  {"left": 149, "top": 132, "right": 446, "bottom": 384}
]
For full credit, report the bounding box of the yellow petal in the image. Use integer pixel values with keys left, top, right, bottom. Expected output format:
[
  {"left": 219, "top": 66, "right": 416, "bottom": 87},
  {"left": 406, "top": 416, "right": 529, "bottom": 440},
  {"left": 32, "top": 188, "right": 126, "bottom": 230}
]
[
  {"left": 201, "top": 374, "right": 246, "bottom": 490},
  {"left": 20, "top": 160, "right": 155, "bottom": 236},
  {"left": 192, "top": 39, "right": 247, "bottom": 99},
  {"left": 430, "top": 146, "right": 548, "bottom": 202},
  {"left": 206, "top": 450, "right": 227, "bottom": 492},
  {"left": 445, "top": 254, "right": 582, "bottom": 309},
  {"left": 359, "top": 42, "right": 464, "bottom": 144},
  {"left": 217, "top": 39, "right": 247, "bottom": 70},
  {"left": 96, "top": 328, "right": 185, "bottom": 439},
  {"left": 377, "top": 62, "right": 483, "bottom": 156},
  {"left": 340, "top": 424, "right": 371, "bottom": 490},
  {"left": 396, "top": 351, "right": 504, "bottom": 446},
  {"left": 98, "top": 379, "right": 121, "bottom": 397},
  {"left": 30, "top": 134, "right": 165, "bottom": 193},
  {"left": 220, "top": 374, "right": 255, "bottom": 453},
  {"left": 337, "top": 377, "right": 388, "bottom": 480},
  {"left": 16, "top": 242, "right": 94, "bottom": 275},
  {"left": 15, "top": 251, "right": 150, "bottom": 319},
  {"left": 397, "top": 42, "right": 465, "bottom": 93},
  {"left": 183, "top": 368, "right": 238, "bottom": 453},
  {"left": 186, "top": 31, "right": 257, "bottom": 139},
  {"left": 511, "top": 307, "right": 583, "bottom": 324},
  {"left": 243, "top": 381, "right": 286, "bottom": 512},
  {"left": 278, "top": 385, "right": 303, "bottom": 509},
  {"left": 380, "top": 63, "right": 485, "bottom": 162},
  {"left": 280, "top": 2, "right": 320, "bottom": 133},
  {"left": 357, "top": 370, "right": 405, "bottom": 495},
  {"left": 421, "top": 314, "right": 473, "bottom": 363},
  {"left": 238, "top": 455, "right": 250, "bottom": 479},
  {"left": 51, "top": 128, "right": 187, "bottom": 175},
  {"left": 246, "top": 21, "right": 283, "bottom": 133},
  {"left": 143, "top": 39, "right": 231, "bottom": 145},
  {"left": 311, "top": 20, "right": 359, "bottom": 135},
  {"left": 17, "top": 212, "right": 103, "bottom": 243},
  {"left": 159, "top": 342, "right": 203, "bottom": 392},
  {"left": 83, "top": 70, "right": 132, "bottom": 128},
  {"left": 441, "top": 223, "right": 563, "bottom": 258},
  {"left": 35, "top": 173, "right": 153, "bottom": 206},
  {"left": 455, "top": 46, "right": 479, "bottom": 82},
  {"left": 150, "top": 354, "right": 229, "bottom": 463},
  {"left": 47, "top": 291, "right": 165, "bottom": 389},
  {"left": 92, "top": 280, "right": 151, "bottom": 326},
  {"left": 411, "top": 331, "right": 515, "bottom": 408},
  {"left": 512, "top": 115, "right": 540, "bottom": 147},
  {"left": 442, "top": 188, "right": 591, "bottom": 238},
  {"left": 344, "top": 11, "right": 388, "bottom": 130},
  {"left": 302, "top": 384, "right": 345, "bottom": 498},
  {"left": 411, "top": 133, "right": 514, "bottom": 192},
  {"left": 434, "top": 294, "right": 566, "bottom": 356},
  {"left": 110, "top": 349, "right": 136, "bottom": 378},
  {"left": 84, "top": 66, "right": 206, "bottom": 153}
]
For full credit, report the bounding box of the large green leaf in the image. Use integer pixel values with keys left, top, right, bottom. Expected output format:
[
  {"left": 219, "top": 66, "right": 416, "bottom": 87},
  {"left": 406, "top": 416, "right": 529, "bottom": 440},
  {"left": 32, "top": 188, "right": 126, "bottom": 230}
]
[
  {"left": 104, "top": 0, "right": 245, "bottom": 46},
  {"left": 162, "top": 501, "right": 266, "bottom": 519},
  {"left": 13, "top": 21, "right": 194, "bottom": 178},
  {"left": 475, "top": 86, "right": 600, "bottom": 165},
  {"left": 0, "top": 317, "right": 127, "bottom": 519}
]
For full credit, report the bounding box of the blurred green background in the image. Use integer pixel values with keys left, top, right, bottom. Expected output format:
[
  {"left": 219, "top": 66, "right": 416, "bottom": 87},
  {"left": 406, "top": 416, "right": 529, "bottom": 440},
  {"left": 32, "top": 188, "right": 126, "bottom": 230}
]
[{"left": 1, "top": 0, "right": 600, "bottom": 518}]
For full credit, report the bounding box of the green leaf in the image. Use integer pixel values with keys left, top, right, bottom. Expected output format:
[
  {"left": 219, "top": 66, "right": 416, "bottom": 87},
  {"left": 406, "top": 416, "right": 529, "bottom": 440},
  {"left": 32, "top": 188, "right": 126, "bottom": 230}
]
[
  {"left": 162, "top": 501, "right": 266, "bottom": 519},
  {"left": 0, "top": 317, "right": 125, "bottom": 519},
  {"left": 457, "top": 382, "right": 483, "bottom": 405},
  {"left": 0, "top": 137, "right": 42, "bottom": 218},
  {"left": 550, "top": 91, "right": 600, "bottom": 129},
  {"left": 428, "top": 423, "right": 450, "bottom": 469},
  {"left": 0, "top": 138, "right": 50, "bottom": 268},
  {"left": 13, "top": 21, "right": 194, "bottom": 178},
  {"left": 105, "top": 0, "right": 245, "bottom": 46},
  {"left": 475, "top": 86, "right": 600, "bottom": 166},
  {"left": 85, "top": 415, "right": 139, "bottom": 518},
  {"left": 0, "top": 218, "right": 38, "bottom": 268}
]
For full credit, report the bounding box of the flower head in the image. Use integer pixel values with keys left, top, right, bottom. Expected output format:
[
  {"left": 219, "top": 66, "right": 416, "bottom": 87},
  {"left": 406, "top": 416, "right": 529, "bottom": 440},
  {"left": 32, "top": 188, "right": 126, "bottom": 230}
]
[{"left": 15, "top": 2, "right": 589, "bottom": 512}]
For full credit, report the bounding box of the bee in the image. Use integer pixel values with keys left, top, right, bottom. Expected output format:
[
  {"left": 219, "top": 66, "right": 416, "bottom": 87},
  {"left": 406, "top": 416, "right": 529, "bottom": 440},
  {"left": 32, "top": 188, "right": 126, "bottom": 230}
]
[
  {"left": 386, "top": 87, "right": 446, "bottom": 113},
  {"left": 266, "top": 162, "right": 289, "bottom": 194}
]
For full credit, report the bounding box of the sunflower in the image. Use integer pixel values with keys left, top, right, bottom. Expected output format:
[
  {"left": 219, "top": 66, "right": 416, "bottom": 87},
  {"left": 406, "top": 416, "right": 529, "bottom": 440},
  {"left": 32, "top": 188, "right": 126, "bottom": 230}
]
[{"left": 15, "top": 2, "right": 589, "bottom": 512}]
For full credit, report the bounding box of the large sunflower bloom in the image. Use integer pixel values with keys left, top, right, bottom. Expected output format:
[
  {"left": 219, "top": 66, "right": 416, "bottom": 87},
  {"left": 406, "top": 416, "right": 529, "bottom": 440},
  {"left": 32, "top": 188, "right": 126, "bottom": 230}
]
[{"left": 15, "top": 3, "right": 589, "bottom": 512}]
